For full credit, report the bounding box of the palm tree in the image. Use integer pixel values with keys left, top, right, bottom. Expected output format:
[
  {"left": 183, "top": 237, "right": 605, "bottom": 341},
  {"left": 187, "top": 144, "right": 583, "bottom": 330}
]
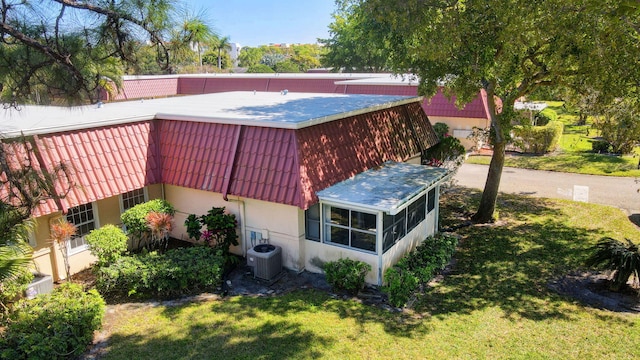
[
  {"left": 0, "top": 204, "right": 34, "bottom": 283},
  {"left": 182, "top": 18, "right": 216, "bottom": 70},
  {"left": 216, "top": 36, "right": 231, "bottom": 70},
  {"left": 586, "top": 237, "right": 640, "bottom": 292}
]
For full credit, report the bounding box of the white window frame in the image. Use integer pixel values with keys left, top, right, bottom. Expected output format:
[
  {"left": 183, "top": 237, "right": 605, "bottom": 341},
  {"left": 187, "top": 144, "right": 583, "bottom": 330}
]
[
  {"left": 323, "top": 204, "right": 378, "bottom": 254},
  {"left": 119, "top": 187, "right": 148, "bottom": 213},
  {"left": 66, "top": 202, "right": 99, "bottom": 255}
]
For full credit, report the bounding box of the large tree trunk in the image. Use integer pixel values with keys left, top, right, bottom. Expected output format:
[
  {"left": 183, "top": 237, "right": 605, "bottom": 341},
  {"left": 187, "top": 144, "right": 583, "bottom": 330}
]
[{"left": 471, "top": 140, "right": 506, "bottom": 223}]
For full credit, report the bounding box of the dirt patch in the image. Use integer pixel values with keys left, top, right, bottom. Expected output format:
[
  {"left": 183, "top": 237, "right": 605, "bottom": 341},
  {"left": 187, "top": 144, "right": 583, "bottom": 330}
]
[{"left": 548, "top": 271, "right": 640, "bottom": 313}]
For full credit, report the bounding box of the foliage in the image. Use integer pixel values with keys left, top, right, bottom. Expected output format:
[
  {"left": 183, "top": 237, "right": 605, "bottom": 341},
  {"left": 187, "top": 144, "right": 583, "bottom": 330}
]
[
  {"left": 383, "top": 233, "right": 458, "bottom": 307},
  {"left": 586, "top": 237, "right": 640, "bottom": 292},
  {"left": 512, "top": 121, "right": 564, "bottom": 154},
  {"left": 49, "top": 219, "right": 77, "bottom": 281},
  {"left": 85, "top": 225, "right": 129, "bottom": 268},
  {"left": 319, "top": 0, "right": 390, "bottom": 72},
  {"left": 592, "top": 98, "right": 640, "bottom": 154},
  {"left": 260, "top": 53, "right": 287, "bottom": 68},
  {"left": 121, "top": 199, "right": 175, "bottom": 250},
  {"left": 360, "top": 0, "right": 640, "bottom": 223},
  {"left": 323, "top": 258, "right": 371, "bottom": 295},
  {"left": 0, "top": 267, "right": 33, "bottom": 316},
  {"left": 0, "top": 283, "right": 105, "bottom": 360},
  {"left": 183, "top": 207, "right": 238, "bottom": 255},
  {"left": 591, "top": 140, "right": 613, "bottom": 154},
  {"left": 238, "top": 47, "right": 264, "bottom": 68},
  {"left": 534, "top": 108, "right": 558, "bottom": 126},
  {"left": 425, "top": 123, "right": 465, "bottom": 170},
  {"left": 146, "top": 212, "right": 173, "bottom": 252},
  {"left": 247, "top": 64, "right": 276, "bottom": 73},
  {"left": 275, "top": 60, "right": 301, "bottom": 73},
  {"left": 96, "top": 246, "right": 226, "bottom": 299}
]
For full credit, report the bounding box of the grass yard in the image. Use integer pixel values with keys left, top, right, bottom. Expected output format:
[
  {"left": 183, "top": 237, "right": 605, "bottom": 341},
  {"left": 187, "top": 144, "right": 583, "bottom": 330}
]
[{"left": 96, "top": 189, "right": 640, "bottom": 360}]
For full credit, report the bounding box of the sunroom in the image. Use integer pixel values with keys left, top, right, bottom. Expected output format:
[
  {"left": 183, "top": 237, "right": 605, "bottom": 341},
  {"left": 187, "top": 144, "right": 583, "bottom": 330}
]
[{"left": 303, "top": 161, "right": 450, "bottom": 285}]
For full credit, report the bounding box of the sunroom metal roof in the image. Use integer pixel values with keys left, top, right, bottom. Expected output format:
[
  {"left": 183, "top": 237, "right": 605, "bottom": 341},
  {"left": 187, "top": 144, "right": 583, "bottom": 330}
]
[{"left": 317, "top": 161, "right": 449, "bottom": 215}]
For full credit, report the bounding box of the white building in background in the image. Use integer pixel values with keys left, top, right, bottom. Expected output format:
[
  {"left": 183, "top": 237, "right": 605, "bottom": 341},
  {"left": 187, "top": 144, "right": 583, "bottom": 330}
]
[{"left": 230, "top": 43, "right": 242, "bottom": 67}]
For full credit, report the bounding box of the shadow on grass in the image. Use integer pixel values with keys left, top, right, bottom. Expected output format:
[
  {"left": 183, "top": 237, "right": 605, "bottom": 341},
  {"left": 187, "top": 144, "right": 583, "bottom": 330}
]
[
  {"left": 102, "top": 313, "right": 329, "bottom": 360},
  {"left": 423, "top": 189, "right": 605, "bottom": 321}
]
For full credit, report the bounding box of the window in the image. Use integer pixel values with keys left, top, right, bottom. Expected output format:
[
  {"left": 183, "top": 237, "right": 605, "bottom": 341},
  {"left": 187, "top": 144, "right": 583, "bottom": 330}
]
[
  {"left": 383, "top": 208, "right": 406, "bottom": 252},
  {"left": 427, "top": 187, "right": 436, "bottom": 213},
  {"left": 407, "top": 194, "right": 426, "bottom": 232},
  {"left": 120, "top": 188, "right": 147, "bottom": 212},
  {"left": 324, "top": 206, "right": 376, "bottom": 252},
  {"left": 305, "top": 203, "right": 321, "bottom": 241},
  {"left": 66, "top": 202, "right": 97, "bottom": 252}
]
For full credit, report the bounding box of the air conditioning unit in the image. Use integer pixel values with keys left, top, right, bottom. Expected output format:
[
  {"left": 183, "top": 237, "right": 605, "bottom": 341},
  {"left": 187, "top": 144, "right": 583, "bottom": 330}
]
[
  {"left": 247, "top": 244, "right": 282, "bottom": 281},
  {"left": 25, "top": 273, "right": 53, "bottom": 299}
]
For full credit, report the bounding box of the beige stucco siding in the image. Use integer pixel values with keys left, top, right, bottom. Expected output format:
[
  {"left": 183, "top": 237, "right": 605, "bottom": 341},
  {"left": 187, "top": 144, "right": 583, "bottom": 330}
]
[{"left": 430, "top": 116, "right": 490, "bottom": 149}]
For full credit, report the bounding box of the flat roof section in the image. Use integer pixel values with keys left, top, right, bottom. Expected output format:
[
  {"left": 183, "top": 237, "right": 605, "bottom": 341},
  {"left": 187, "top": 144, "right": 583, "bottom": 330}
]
[
  {"left": 317, "top": 161, "right": 449, "bottom": 215},
  {"left": 0, "top": 92, "right": 418, "bottom": 137}
]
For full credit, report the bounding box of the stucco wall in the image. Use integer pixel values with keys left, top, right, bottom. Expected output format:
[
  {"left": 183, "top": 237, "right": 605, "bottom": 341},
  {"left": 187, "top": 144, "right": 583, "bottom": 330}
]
[
  {"left": 164, "top": 185, "right": 303, "bottom": 271},
  {"left": 430, "top": 116, "right": 490, "bottom": 149},
  {"left": 303, "top": 239, "right": 379, "bottom": 285}
]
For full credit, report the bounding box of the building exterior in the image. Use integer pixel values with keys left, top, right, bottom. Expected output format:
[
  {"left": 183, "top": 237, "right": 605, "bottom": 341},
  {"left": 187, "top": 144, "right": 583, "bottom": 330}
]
[
  {"left": 104, "top": 73, "right": 492, "bottom": 149},
  {"left": 1, "top": 91, "right": 446, "bottom": 285}
]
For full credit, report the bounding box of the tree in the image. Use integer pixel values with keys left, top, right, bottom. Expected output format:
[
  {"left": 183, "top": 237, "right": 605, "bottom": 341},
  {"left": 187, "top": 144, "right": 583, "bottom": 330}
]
[
  {"left": 215, "top": 36, "right": 231, "bottom": 70},
  {"left": 238, "top": 47, "right": 264, "bottom": 68},
  {"left": 319, "top": 0, "right": 390, "bottom": 72},
  {"left": 0, "top": 136, "right": 71, "bottom": 282},
  {"left": 360, "top": 0, "right": 640, "bottom": 222},
  {"left": 180, "top": 16, "right": 216, "bottom": 71},
  {"left": 0, "top": 0, "right": 213, "bottom": 104},
  {"left": 593, "top": 98, "right": 640, "bottom": 154}
]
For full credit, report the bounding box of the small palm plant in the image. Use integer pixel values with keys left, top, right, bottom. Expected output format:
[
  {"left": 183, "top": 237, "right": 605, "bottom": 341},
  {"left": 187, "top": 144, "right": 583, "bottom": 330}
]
[
  {"left": 586, "top": 237, "right": 640, "bottom": 292},
  {"left": 146, "top": 212, "right": 173, "bottom": 252},
  {"left": 50, "top": 219, "right": 77, "bottom": 281}
]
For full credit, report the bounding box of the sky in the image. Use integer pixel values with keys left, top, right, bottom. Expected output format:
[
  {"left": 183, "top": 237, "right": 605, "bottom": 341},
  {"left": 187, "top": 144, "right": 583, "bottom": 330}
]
[{"left": 189, "top": 1, "right": 336, "bottom": 47}]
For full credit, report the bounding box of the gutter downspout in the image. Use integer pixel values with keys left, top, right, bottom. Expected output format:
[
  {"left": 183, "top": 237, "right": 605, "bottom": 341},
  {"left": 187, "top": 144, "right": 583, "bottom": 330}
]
[{"left": 227, "top": 196, "right": 247, "bottom": 256}]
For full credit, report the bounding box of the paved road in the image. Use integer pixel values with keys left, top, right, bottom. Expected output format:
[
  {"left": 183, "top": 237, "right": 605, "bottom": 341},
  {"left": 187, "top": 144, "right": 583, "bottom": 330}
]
[{"left": 454, "top": 164, "right": 640, "bottom": 215}]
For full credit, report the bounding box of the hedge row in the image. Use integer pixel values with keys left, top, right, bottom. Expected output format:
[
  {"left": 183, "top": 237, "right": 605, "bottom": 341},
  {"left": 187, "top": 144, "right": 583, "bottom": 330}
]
[
  {"left": 0, "top": 283, "right": 105, "bottom": 360},
  {"left": 512, "top": 120, "right": 564, "bottom": 154},
  {"left": 96, "top": 246, "right": 226, "bottom": 299},
  {"left": 384, "top": 233, "right": 458, "bottom": 307}
]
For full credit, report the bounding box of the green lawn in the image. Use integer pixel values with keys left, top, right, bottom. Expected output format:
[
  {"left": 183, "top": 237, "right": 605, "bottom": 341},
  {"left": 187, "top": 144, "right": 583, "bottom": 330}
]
[{"left": 98, "top": 189, "right": 640, "bottom": 360}]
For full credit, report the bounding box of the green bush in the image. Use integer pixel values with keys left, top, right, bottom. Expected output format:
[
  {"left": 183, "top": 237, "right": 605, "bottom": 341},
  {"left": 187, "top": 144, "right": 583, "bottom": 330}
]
[
  {"left": 383, "top": 233, "right": 458, "bottom": 307},
  {"left": 85, "top": 224, "right": 129, "bottom": 268},
  {"left": 383, "top": 267, "right": 419, "bottom": 308},
  {"left": 0, "top": 283, "right": 105, "bottom": 360},
  {"left": 591, "top": 139, "right": 613, "bottom": 153},
  {"left": 121, "top": 199, "right": 175, "bottom": 249},
  {"left": 247, "top": 64, "right": 275, "bottom": 73},
  {"left": 184, "top": 207, "right": 239, "bottom": 256},
  {"left": 323, "top": 258, "right": 371, "bottom": 295},
  {"left": 512, "top": 120, "right": 564, "bottom": 154},
  {"left": 0, "top": 268, "right": 33, "bottom": 316},
  {"left": 534, "top": 108, "right": 558, "bottom": 126},
  {"left": 96, "top": 246, "right": 226, "bottom": 299},
  {"left": 586, "top": 237, "right": 640, "bottom": 292},
  {"left": 432, "top": 122, "right": 450, "bottom": 140}
]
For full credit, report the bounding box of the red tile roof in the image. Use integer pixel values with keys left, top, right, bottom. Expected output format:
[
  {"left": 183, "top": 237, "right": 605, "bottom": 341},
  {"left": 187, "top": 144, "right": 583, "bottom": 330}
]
[
  {"left": 423, "top": 88, "right": 490, "bottom": 119},
  {"left": 29, "top": 122, "right": 160, "bottom": 215},
  {"left": 112, "top": 78, "right": 179, "bottom": 101},
  {"left": 11, "top": 98, "right": 437, "bottom": 216}
]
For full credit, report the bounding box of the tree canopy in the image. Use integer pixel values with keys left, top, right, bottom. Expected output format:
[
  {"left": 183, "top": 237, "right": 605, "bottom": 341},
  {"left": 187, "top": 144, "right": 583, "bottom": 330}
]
[
  {"left": 356, "top": 0, "right": 640, "bottom": 222},
  {"left": 0, "top": 0, "right": 214, "bottom": 105}
]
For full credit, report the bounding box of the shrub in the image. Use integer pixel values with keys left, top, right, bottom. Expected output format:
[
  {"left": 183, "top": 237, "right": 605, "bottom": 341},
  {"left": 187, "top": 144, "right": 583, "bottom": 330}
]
[
  {"left": 534, "top": 108, "right": 558, "bottom": 126},
  {"left": 424, "top": 135, "right": 466, "bottom": 170},
  {"left": 0, "top": 268, "right": 33, "bottom": 316},
  {"left": 512, "top": 120, "right": 564, "bottom": 154},
  {"left": 591, "top": 140, "right": 613, "bottom": 153},
  {"left": 183, "top": 207, "right": 238, "bottom": 256},
  {"left": 96, "top": 246, "right": 226, "bottom": 299},
  {"left": 432, "top": 122, "right": 450, "bottom": 140},
  {"left": 247, "top": 64, "right": 275, "bottom": 73},
  {"left": 323, "top": 258, "right": 371, "bottom": 295},
  {"left": 384, "top": 267, "right": 419, "bottom": 308},
  {"left": 586, "top": 237, "right": 640, "bottom": 292},
  {"left": 0, "top": 283, "right": 105, "bottom": 360},
  {"left": 121, "top": 199, "right": 175, "bottom": 249},
  {"left": 85, "top": 224, "right": 129, "bottom": 268},
  {"left": 383, "top": 233, "right": 458, "bottom": 307}
]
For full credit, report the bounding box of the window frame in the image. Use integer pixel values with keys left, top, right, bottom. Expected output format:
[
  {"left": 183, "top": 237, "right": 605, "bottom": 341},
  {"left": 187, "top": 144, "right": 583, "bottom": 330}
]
[
  {"left": 323, "top": 204, "right": 378, "bottom": 254},
  {"left": 119, "top": 187, "right": 148, "bottom": 213},
  {"left": 65, "top": 202, "right": 99, "bottom": 255}
]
